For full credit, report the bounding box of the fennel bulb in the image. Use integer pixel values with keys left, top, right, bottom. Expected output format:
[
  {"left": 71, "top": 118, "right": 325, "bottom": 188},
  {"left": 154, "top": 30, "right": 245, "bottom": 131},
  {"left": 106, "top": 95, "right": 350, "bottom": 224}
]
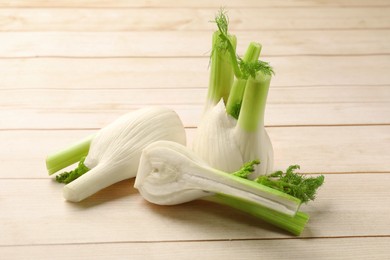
[
  {"left": 135, "top": 140, "right": 311, "bottom": 235},
  {"left": 47, "top": 107, "right": 186, "bottom": 202},
  {"left": 193, "top": 11, "right": 274, "bottom": 178}
]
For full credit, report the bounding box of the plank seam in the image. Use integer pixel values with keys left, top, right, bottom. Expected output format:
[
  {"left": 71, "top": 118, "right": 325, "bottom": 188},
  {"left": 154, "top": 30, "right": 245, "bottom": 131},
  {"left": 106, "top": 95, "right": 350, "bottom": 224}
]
[
  {"left": 1, "top": 235, "right": 389, "bottom": 247},
  {"left": 1, "top": 124, "right": 390, "bottom": 132},
  {"left": 1, "top": 84, "right": 389, "bottom": 91},
  {"left": 1, "top": 54, "right": 390, "bottom": 59},
  {"left": 2, "top": 28, "right": 390, "bottom": 32},
  {"left": 0, "top": 6, "right": 389, "bottom": 9}
]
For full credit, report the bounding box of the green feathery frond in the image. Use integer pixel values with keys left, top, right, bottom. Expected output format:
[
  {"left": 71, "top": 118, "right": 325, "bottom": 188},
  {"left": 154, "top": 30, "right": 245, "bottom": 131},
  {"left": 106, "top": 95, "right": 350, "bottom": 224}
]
[
  {"left": 239, "top": 59, "right": 275, "bottom": 79},
  {"left": 255, "top": 165, "right": 325, "bottom": 203},
  {"left": 56, "top": 156, "right": 90, "bottom": 184},
  {"left": 210, "top": 8, "right": 230, "bottom": 55},
  {"left": 232, "top": 160, "right": 260, "bottom": 178},
  {"left": 211, "top": 8, "right": 243, "bottom": 79}
]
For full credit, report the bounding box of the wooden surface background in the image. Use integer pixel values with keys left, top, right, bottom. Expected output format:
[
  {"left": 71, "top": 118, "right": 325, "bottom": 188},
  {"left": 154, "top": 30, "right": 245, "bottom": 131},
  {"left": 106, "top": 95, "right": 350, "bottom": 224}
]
[{"left": 1, "top": 0, "right": 389, "bottom": 259}]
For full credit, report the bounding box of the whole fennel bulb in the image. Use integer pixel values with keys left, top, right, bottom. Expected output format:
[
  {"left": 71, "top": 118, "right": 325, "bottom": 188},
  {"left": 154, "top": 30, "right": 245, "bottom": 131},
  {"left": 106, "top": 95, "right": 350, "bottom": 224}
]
[
  {"left": 47, "top": 107, "right": 186, "bottom": 202},
  {"left": 193, "top": 11, "right": 274, "bottom": 178}
]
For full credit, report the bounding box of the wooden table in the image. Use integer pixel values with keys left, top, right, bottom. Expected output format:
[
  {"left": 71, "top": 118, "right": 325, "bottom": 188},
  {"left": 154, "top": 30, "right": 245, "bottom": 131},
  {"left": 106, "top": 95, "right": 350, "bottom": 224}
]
[{"left": 1, "top": 1, "right": 389, "bottom": 259}]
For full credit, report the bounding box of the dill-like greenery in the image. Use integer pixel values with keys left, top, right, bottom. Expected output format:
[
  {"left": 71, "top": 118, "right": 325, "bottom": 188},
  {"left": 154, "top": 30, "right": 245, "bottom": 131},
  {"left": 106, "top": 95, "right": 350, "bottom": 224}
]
[
  {"left": 211, "top": 9, "right": 242, "bottom": 79},
  {"left": 238, "top": 59, "right": 275, "bottom": 79},
  {"left": 232, "top": 160, "right": 260, "bottom": 178},
  {"left": 233, "top": 162, "right": 324, "bottom": 203},
  {"left": 214, "top": 9, "right": 229, "bottom": 37},
  {"left": 212, "top": 9, "right": 274, "bottom": 80},
  {"left": 255, "top": 165, "right": 325, "bottom": 203},
  {"left": 56, "top": 156, "right": 90, "bottom": 184},
  {"left": 210, "top": 9, "right": 230, "bottom": 55}
]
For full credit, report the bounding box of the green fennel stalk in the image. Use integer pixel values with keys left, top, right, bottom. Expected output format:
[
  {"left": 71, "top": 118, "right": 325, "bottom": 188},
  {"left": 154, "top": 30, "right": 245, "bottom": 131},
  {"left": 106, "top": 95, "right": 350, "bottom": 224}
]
[
  {"left": 212, "top": 161, "right": 323, "bottom": 235},
  {"left": 211, "top": 10, "right": 274, "bottom": 123},
  {"left": 225, "top": 42, "right": 262, "bottom": 119},
  {"left": 46, "top": 134, "right": 94, "bottom": 175},
  {"left": 207, "top": 31, "right": 237, "bottom": 105},
  {"left": 208, "top": 161, "right": 323, "bottom": 235},
  {"left": 206, "top": 194, "right": 309, "bottom": 236},
  {"left": 237, "top": 71, "right": 271, "bottom": 132}
]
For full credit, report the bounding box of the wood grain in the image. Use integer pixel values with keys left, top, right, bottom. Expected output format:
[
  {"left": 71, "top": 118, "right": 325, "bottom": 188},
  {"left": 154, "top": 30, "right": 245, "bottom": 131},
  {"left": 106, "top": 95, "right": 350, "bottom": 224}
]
[
  {"left": 1, "top": 0, "right": 389, "bottom": 258},
  {"left": 2, "top": 86, "right": 388, "bottom": 106},
  {"left": 1, "top": 126, "right": 389, "bottom": 179},
  {"left": 1, "top": 174, "right": 390, "bottom": 246},
  {"left": 0, "top": 0, "right": 388, "bottom": 8},
  {"left": 0, "top": 30, "right": 389, "bottom": 57},
  {"left": 1, "top": 56, "right": 390, "bottom": 90},
  {"left": 1, "top": 237, "right": 390, "bottom": 260},
  {"left": 3, "top": 103, "right": 389, "bottom": 129},
  {"left": 1, "top": 87, "right": 389, "bottom": 128},
  {"left": 0, "top": 8, "right": 389, "bottom": 31}
]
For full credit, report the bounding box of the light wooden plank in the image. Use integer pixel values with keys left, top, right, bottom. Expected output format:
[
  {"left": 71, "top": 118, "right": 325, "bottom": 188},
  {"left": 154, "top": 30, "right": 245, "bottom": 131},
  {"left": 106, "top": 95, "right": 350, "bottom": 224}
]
[
  {"left": 0, "top": 0, "right": 387, "bottom": 8},
  {"left": 1, "top": 87, "right": 389, "bottom": 128},
  {"left": 268, "top": 126, "right": 390, "bottom": 173},
  {"left": 0, "top": 30, "right": 389, "bottom": 57},
  {"left": 1, "top": 56, "right": 390, "bottom": 90},
  {"left": 0, "top": 0, "right": 387, "bottom": 256},
  {"left": 1, "top": 174, "right": 390, "bottom": 245},
  {"left": 1, "top": 237, "right": 389, "bottom": 260},
  {"left": 1, "top": 126, "right": 389, "bottom": 179},
  {"left": 2, "top": 86, "right": 389, "bottom": 106},
  {"left": 0, "top": 8, "right": 389, "bottom": 31},
  {"left": 3, "top": 103, "right": 390, "bottom": 129}
]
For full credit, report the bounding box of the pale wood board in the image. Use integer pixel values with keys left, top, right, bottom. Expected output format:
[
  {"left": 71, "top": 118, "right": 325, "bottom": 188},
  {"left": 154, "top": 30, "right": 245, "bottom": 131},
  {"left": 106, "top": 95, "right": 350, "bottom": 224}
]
[
  {"left": 1, "top": 174, "right": 390, "bottom": 246},
  {"left": 1, "top": 87, "right": 390, "bottom": 128},
  {"left": 1, "top": 56, "right": 390, "bottom": 90},
  {"left": 1, "top": 0, "right": 389, "bottom": 258},
  {"left": 1, "top": 30, "right": 389, "bottom": 57},
  {"left": 1, "top": 238, "right": 390, "bottom": 260},
  {"left": 2, "top": 86, "right": 390, "bottom": 106},
  {"left": 1, "top": 8, "right": 389, "bottom": 31},
  {"left": 3, "top": 103, "right": 389, "bottom": 129},
  {"left": 0, "top": 0, "right": 388, "bottom": 8},
  {"left": 1, "top": 126, "right": 389, "bottom": 179}
]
